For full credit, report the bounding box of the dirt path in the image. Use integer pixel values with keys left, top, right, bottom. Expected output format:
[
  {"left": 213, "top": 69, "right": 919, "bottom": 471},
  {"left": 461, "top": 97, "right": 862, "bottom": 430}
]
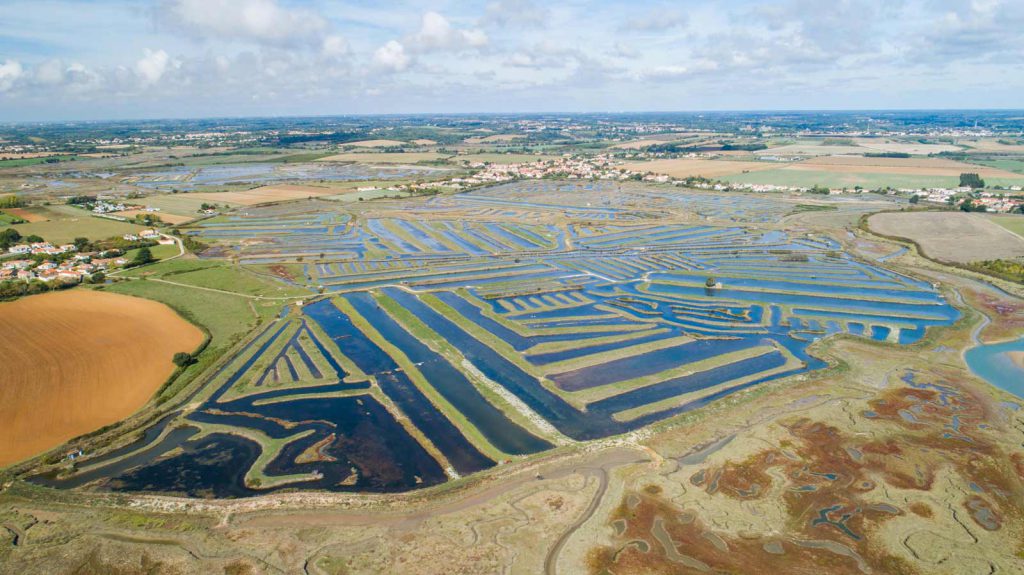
[
  {"left": 543, "top": 466, "right": 610, "bottom": 575},
  {"left": 232, "top": 447, "right": 647, "bottom": 532}
]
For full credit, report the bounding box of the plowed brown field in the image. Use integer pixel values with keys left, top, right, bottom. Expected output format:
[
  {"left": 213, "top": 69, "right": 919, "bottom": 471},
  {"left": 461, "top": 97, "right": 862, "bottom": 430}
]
[{"left": 0, "top": 289, "right": 204, "bottom": 466}]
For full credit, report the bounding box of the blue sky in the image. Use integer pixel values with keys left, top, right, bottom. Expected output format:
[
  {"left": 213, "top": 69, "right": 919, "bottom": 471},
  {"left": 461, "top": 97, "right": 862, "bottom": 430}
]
[{"left": 0, "top": 0, "right": 1021, "bottom": 121}]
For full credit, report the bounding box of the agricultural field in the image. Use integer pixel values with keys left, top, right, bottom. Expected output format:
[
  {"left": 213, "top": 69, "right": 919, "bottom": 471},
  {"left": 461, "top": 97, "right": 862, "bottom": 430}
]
[
  {"left": 868, "top": 211, "right": 1024, "bottom": 264},
  {"left": 110, "top": 209, "right": 195, "bottom": 225},
  {"left": 621, "top": 158, "right": 776, "bottom": 178},
  {"left": 5, "top": 205, "right": 148, "bottom": 243},
  {"left": 184, "top": 184, "right": 336, "bottom": 206},
  {"left": 989, "top": 214, "right": 1024, "bottom": 238},
  {"left": 0, "top": 290, "right": 203, "bottom": 467}
]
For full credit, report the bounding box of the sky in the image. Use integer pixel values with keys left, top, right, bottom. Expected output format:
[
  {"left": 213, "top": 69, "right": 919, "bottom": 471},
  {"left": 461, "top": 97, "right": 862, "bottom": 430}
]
[{"left": 0, "top": 0, "right": 1022, "bottom": 121}]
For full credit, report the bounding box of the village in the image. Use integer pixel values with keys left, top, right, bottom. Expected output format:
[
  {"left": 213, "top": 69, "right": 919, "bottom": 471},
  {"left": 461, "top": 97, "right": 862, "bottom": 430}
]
[
  {"left": 352, "top": 152, "right": 1024, "bottom": 214},
  {"left": 1, "top": 228, "right": 171, "bottom": 284}
]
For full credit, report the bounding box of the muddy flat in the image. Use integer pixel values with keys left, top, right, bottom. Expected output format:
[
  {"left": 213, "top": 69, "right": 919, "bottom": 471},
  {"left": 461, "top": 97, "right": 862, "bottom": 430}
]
[{"left": 0, "top": 290, "right": 204, "bottom": 466}]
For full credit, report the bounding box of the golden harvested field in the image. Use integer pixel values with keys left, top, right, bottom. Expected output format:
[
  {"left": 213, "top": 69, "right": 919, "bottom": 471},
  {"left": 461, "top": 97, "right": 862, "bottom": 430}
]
[
  {"left": 344, "top": 139, "right": 407, "bottom": 148},
  {"left": 317, "top": 152, "right": 448, "bottom": 163},
  {"left": 410, "top": 138, "right": 437, "bottom": 146},
  {"left": 622, "top": 158, "right": 776, "bottom": 178},
  {"left": 0, "top": 290, "right": 204, "bottom": 467},
  {"left": 185, "top": 184, "right": 335, "bottom": 206},
  {"left": 111, "top": 209, "right": 194, "bottom": 224},
  {"left": 869, "top": 211, "right": 1024, "bottom": 263}
]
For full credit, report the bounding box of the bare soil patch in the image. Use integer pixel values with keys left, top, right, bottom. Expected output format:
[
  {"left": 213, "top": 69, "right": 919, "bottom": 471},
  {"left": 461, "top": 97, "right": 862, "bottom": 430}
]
[
  {"left": 4, "top": 207, "right": 48, "bottom": 222},
  {"left": 0, "top": 290, "right": 204, "bottom": 466},
  {"left": 868, "top": 211, "right": 1024, "bottom": 263}
]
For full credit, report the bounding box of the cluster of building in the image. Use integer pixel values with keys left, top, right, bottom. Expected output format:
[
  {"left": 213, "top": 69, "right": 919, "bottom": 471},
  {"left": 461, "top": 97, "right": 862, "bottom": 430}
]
[
  {"left": 7, "top": 241, "right": 77, "bottom": 256},
  {"left": 964, "top": 193, "right": 1024, "bottom": 213},
  {"left": 454, "top": 155, "right": 632, "bottom": 184},
  {"left": 1, "top": 251, "right": 127, "bottom": 283},
  {"left": 90, "top": 200, "right": 161, "bottom": 215},
  {"left": 123, "top": 229, "right": 167, "bottom": 242},
  {"left": 910, "top": 187, "right": 1024, "bottom": 212}
]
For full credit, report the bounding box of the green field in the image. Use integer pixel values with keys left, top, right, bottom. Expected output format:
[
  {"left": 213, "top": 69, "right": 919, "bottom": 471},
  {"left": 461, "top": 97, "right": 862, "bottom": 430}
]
[
  {"left": 967, "top": 158, "right": 1024, "bottom": 174},
  {"left": 103, "top": 279, "right": 279, "bottom": 345},
  {"left": 9, "top": 205, "right": 147, "bottom": 243},
  {"left": 989, "top": 214, "right": 1024, "bottom": 238},
  {"left": 132, "top": 193, "right": 242, "bottom": 217},
  {"left": 0, "top": 210, "right": 24, "bottom": 225},
  {"left": 0, "top": 155, "right": 77, "bottom": 168},
  {"left": 123, "top": 242, "right": 179, "bottom": 261},
  {"left": 100, "top": 278, "right": 283, "bottom": 401},
  {"left": 121, "top": 257, "right": 310, "bottom": 298}
]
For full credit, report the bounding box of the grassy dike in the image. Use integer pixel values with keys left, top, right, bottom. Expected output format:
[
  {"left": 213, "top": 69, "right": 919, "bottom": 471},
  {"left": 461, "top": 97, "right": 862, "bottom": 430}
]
[
  {"left": 186, "top": 420, "right": 318, "bottom": 489},
  {"left": 332, "top": 296, "right": 510, "bottom": 463},
  {"left": 328, "top": 297, "right": 471, "bottom": 474},
  {"left": 373, "top": 291, "right": 567, "bottom": 445}
]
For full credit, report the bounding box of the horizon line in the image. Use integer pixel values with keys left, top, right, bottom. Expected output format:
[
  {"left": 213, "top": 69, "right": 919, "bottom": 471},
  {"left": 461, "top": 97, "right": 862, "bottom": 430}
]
[{"left": 4, "top": 108, "right": 1024, "bottom": 127}]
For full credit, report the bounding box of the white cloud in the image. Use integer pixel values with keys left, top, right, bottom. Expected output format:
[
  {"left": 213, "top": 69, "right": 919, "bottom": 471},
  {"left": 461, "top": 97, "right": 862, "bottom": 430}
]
[
  {"left": 34, "top": 59, "right": 65, "bottom": 86},
  {"left": 0, "top": 60, "right": 24, "bottom": 92},
  {"left": 135, "top": 49, "right": 172, "bottom": 85},
  {"left": 159, "top": 0, "right": 328, "bottom": 46},
  {"left": 410, "top": 12, "right": 488, "bottom": 52},
  {"left": 374, "top": 40, "right": 410, "bottom": 72},
  {"left": 321, "top": 35, "right": 350, "bottom": 59}
]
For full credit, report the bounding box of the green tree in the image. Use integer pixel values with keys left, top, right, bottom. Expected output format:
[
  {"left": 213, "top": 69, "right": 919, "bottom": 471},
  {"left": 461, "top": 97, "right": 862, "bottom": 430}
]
[
  {"left": 25, "top": 234, "right": 43, "bottom": 243},
  {"left": 0, "top": 195, "right": 25, "bottom": 208},
  {"left": 705, "top": 277, "right": 717, "bottom": 288},
  {"left": 0, "top": 228, "right": 21, "bottom": 249},
  {"left": 171, "top": 352, "right": 193, "bottom": 368},
  {"left": 909, "top": 195, "right": 920, "bottom": 204},
  {"left": 959, "top": 173, "right": 985, "bottom": 188},
  {"left": 132, "top": 246, "right": 154, "bottom": 266}
]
